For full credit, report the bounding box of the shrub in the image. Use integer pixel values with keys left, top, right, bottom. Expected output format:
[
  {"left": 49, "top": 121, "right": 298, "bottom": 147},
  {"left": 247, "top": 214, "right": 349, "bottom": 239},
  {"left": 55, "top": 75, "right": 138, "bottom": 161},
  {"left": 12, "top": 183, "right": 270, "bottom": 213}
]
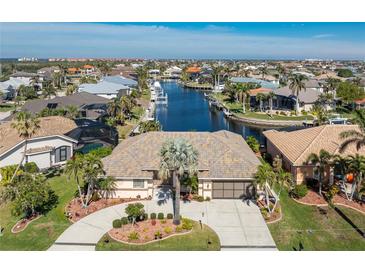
[
  {"left": 205, "top": 197, "right": 211, "bottom": 201},
  {"left": 125, "top": 203, "right": 145, "bottom": 222},
  {"left": 291, "top": 184, "right": 308, "bottom": 198},
  {"left": 151, "top": 219, "right": 156, "bottom": 226},
  {"left": 167, "top": 213, "right": 173, "bottom": 219},
  {"left": 128, "top": 231, "right": 139, "bottom": 241},
  {"left": 112, "top": 219, "right": 122, "bottom": 228},
  {"left": 121, "top": 217, "right": 129, "bottom": 225},
  {"left": 161, "top": 219, "right": 167, "bottom": 224},
  {"left": 143, "top": 213, "right": 148, "bottom": 220},
  {"left": 154, "top": 231, "right": 162, "bottom": 238},
  {"left": 197, "top": 196, "right": 204, "bottom": 202},
  {"left": 181, "top": 218, "right": 193, "bottom": 230},
  {"left": 175, "top": 225, "right": 183, "bottom": 233},
  {"left": 326, "top": 185, "right": 340, "bottom": 203},
  {"left": 164, "top": 226, "right": 173, "bottom": 234},
  {"left": 150, "top": 213, "right": 157, "bottom": 219},
  {"left": 23, "top": 162, "right": 39, "bottom": 173},
  {"left": 246, "top": 136, "right": 260, "bottom": 153},
  {"left": 157, "top": 212, "right": 164, "bottom": 220},
  {"left": 88, "top": 146, "right": 112, "bottom": 158}
]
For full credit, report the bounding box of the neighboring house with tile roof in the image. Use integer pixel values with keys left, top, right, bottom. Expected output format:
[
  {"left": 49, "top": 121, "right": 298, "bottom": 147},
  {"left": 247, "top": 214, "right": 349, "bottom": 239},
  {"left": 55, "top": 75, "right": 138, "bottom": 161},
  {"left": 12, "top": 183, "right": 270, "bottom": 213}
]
[
  {"left": 0, "top": 116, "right": 78, "bottom": 169},
  {"left": 263, "top": 125, "right": 365, "bottom": 184},
  {"left": 102, "top": 130, "right": 261, "bottom": 200}
]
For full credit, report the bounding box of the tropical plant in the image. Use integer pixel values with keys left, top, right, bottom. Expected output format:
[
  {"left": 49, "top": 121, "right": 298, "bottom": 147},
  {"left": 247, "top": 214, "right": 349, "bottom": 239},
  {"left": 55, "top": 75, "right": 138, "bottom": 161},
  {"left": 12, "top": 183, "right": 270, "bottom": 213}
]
[
  {"left": 267, "top": 92, "right": 275, "bottom": 114},
  {"left": 9, "top": 111, "right": 40, "bottom": 185},
  {"left": 345, "top": 154, "right": 365, "bottom": 200},
  {"left": 288, "top": 74, "right": 308, "bottom": 115},
  {"left": 139, "top": 120, "right": 161, "bottom": 133},
  {"left": 42, "top": 84, "right": 56, "bottom": 99},
  {"left": 306, "top": 149, "right": 332, "bottom": 196},
  {"left": 125, "top": 203, "right": 145, "bottom": 225},
  {"left": 246, "top": 136, "right": 260, "bottom": 153},
  {"left": 256, "top": 93, "right": 267, "bottom": 112},
  {"left": 135, "top": 66, "right": 148, "bottom": 93},
  {"left": 97, "top": 176, "right": 116, "bottom": 199},
  {"left": 159, "top": 138, "right": 199, "bottom": 225},
  {"left": 310, "top": 104, "right": 328, "bottom": 125},
  {"left": 82, "top": 154, "right": 105, "bottom": 206},
  {"left": 65, "top": 154, "right": 86, "bottom": 207},
  {"left": 340, "top": 109, "right": 365, "bottom": 152},
  {"left": 254, "top": 163, "right": 276, "bottom": 214},
  {"left": 65, "top": 105, "right": 79, "bottom": 119},
  {"left": 259, "top": 66, "right": 268, "bottom": 80},
  {"left": 336, "top": 82, "right": 365, "bottom": 104},
  {"left": 66, "top": 84, "right": 78, "bottom": 95}
]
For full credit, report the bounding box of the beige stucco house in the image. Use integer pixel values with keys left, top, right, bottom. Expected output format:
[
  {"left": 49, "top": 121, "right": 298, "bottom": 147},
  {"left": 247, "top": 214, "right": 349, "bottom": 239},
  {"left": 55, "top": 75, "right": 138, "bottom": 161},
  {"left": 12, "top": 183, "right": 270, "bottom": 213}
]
[
  {"left": 263, "top": 125, "right": 365, "bottom": 184},
  {"left": 102, "top": 130, "right": 261, "bottom": 200}
]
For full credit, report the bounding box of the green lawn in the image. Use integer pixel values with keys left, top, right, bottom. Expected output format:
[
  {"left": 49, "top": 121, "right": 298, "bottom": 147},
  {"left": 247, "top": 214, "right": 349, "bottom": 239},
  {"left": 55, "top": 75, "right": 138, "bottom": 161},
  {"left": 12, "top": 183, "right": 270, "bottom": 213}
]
[
  {"left": 212, "top": 93, "right": 314, "bottom": 121},
  {"left": 0, "top": 175, "right": 77, "bottom": 250},
  {"left": 268, "top": 190, "right": 365, "bottom": 251},
  {"left": 96, "top": 221, "right": 221, "bottom": 251},
  {"left": 0, "top": 104, "right": 15, "bottom": 112}
]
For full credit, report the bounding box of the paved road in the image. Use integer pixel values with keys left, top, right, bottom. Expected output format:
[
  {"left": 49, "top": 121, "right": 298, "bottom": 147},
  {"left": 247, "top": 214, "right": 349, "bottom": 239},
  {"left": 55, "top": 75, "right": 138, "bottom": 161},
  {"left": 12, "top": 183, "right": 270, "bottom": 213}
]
[{"left": 49, "top": 199, "right": 277, "bottom": 251}]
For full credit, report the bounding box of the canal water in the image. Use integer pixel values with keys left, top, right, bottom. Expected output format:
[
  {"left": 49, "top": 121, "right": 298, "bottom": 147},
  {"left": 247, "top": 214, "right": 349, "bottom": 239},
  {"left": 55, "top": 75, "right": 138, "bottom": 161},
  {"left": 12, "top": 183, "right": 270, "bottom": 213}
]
[{"left": 155, "top": 81, "right": 270, "bottom": 142}]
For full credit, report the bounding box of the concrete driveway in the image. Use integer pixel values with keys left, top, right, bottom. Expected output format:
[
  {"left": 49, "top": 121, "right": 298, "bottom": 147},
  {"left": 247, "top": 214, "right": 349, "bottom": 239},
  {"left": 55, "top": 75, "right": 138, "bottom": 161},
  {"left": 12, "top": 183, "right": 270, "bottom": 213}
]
[{"left": 49, "top": 199, "right": 276, "bottom": 251}]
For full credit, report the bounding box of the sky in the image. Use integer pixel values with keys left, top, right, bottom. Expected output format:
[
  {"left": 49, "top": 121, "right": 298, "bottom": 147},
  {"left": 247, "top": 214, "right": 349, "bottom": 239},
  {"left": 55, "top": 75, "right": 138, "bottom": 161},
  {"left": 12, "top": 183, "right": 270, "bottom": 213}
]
[{"left": 0, "top": 22, "right": 365, "bottom": 60}]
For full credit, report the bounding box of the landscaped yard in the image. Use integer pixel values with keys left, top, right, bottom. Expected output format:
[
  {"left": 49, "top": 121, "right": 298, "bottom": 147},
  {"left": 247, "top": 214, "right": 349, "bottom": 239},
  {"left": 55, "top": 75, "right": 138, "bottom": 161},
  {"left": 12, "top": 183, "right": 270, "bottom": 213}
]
[
  {"left": 96, "top": 220, "right": 221, "bottom": 251},
  {"left": 268, "top": 189, "right": 365, "bottom": 251},
  {"left": 0, "top": 175, "right": 77, "bottom": 250}
]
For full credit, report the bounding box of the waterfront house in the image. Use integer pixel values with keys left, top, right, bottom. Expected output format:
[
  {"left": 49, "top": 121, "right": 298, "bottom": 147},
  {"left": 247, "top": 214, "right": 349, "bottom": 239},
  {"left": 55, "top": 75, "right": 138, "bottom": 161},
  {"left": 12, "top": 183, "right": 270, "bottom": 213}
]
[
  {"left": 103, "top": 76, "right": 138, "bottom": 88},
  {"left": 102, "top": 130, "right": 261, "bottom": 199},
  {"left": 263, "top": 125, "right": 365, "bottom": 184},
  {"left": 230, "top": 77, "right": 279, "bottom": 90},
  {"left": 0, "top": 116, "right": 77, "bottom": 169},
  {"left": 78, "top": 81, "right": 131, "bottom": 99}
]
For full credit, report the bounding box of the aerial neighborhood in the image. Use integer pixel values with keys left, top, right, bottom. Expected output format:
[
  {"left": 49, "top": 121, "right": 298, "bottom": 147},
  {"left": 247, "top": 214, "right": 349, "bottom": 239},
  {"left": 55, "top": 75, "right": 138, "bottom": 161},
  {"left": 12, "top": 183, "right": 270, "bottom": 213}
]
[{"left": 1, "top": 56, "right": 365, "bottom": 251}]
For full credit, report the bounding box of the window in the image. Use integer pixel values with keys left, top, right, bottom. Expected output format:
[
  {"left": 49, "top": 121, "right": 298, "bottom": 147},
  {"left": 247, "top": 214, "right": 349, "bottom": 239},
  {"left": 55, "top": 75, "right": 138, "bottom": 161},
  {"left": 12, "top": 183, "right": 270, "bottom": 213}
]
[
  {"left": 133, "top": 180, "right": 144, "bottom": 188},
  {"left": 59, "top": 146, "right": 68, "bottom": 162}
]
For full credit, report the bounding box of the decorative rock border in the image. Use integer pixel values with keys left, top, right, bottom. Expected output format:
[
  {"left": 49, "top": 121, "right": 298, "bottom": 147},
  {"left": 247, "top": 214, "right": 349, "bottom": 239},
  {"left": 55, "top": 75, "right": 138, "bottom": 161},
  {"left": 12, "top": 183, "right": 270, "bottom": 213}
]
[
  {"left": 107, "top": 228, "right": 193, "bottom": 245},
  {"left": 266, "top": 208, "right": 283, "bottom": 224},
  {"left": 11, "top": 215, "right": 42, "bottom": 234}
]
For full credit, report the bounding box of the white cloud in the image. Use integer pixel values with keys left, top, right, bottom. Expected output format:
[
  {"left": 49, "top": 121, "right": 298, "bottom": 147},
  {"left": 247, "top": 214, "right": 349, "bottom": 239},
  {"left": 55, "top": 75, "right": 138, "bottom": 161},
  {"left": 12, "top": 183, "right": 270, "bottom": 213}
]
[{"left": 312, "top": 33, "right": 335, "bottom": 39}]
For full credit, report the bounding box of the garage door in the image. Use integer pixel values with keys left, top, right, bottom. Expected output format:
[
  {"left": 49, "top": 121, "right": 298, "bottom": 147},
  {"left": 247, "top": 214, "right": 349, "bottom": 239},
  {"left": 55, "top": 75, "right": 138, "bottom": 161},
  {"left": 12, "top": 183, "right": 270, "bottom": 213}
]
[{"left": 212, "top": 181, "right": 255, "bottom": 199}]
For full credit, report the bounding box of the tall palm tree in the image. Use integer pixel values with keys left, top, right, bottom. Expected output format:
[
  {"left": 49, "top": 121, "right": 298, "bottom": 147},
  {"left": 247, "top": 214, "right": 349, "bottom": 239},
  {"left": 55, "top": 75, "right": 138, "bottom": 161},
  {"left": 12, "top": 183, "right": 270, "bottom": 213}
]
[
  {"left": 120, "top": 95, "right": 136, "bottom": 119},
  {"left": 310, "top": 104, "right": 328, "bottom": 125},
  {"left": 159, "top": 138, "right": 199, "bottom": 225},
  {"left": 9, "top": 111, "right": 40, "bottom": 184},
  {"left": 107, "top": 97, "right": 122, "bottom": 118},
  {"left": 135, "top": 66, "right": 148, "bottom": 93},
  {"left": 97, "top": 176, "right": 116, "bottom": 199},
  {"left": 272, "top": 168, "right": 293, "bottom": 212},
  {"left": 211, "top": 65, "right": 223, "bottom": 89},
  {"left": 340, "top": 109, "right": 365, "bottom": 152},
  {"left": 256, "top": 93, "right": 267, "bottom": 112},
  {"left": 288, "top": 74, "right": 308, "bottom": 115},
  {"left": 254, "top": 163, "right": 275, "bottom": 214},
  {"left": 237, "top": 84, "right": 250, "bottom": 114},
  {"left": 259, "top": 66, "right": 268, "bottom": 80},
  {"left": 345, "top": 154, "right": 365, "bottom": 200},
  {"left": 82, "top": 154, "right": 105, "bottom": 206},
  {"left": 65, "top": 155, "right": 86, "bottom": 207},
  {"left": 267, "top": 92, "right": 275, "bottom": 114},
  {"left": 306, "top": 149, "right": 332, "bottom": 196}
]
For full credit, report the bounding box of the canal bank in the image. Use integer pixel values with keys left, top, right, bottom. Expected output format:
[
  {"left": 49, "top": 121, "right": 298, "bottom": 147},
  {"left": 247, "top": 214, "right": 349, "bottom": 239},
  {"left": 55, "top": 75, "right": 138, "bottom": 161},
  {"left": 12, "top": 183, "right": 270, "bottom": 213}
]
[{"left": 155, "top": 81, "right": 285, "bottom": 142}]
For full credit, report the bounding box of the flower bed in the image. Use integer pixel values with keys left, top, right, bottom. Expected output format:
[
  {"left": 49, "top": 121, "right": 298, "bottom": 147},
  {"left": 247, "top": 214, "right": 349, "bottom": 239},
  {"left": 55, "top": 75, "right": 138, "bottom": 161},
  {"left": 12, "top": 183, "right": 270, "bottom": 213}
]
[
  {"left": 11, "top": 214, "right": 42, "bottom": 234},
  {"left": 108, "top": 219, "right": 193, "bottom": 244},
  {"left": 66, "top": 198, "right": 145, "bottom": 222},
  {"left": 257, "top": 200, "right": 282, "bottom": 223},
  {"left": 333, "top": 194, "right": 365, "bottom": 214},
  {"left": 295, "top": 189, "right": 327, "bottom": 206}
]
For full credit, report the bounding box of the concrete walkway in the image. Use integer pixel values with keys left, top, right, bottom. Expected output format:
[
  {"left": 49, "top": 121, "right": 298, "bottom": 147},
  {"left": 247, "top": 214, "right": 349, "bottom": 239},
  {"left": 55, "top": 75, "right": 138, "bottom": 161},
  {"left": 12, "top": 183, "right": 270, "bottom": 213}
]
[{"left": 49, "top": 199, "right": 277, "bottom": 251}]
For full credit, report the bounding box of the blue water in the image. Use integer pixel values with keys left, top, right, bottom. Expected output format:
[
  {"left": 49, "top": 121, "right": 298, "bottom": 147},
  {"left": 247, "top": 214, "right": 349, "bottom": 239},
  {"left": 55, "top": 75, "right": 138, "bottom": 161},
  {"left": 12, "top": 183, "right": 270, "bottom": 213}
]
[{"left": 155, "top": 81, "right": 269, "bottom": 142}]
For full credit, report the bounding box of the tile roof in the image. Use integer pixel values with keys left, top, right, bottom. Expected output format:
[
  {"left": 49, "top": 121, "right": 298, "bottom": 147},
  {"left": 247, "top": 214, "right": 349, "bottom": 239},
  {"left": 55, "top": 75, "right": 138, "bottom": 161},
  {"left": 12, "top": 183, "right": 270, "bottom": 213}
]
[
  {"left": 0, "top": 116, "right": 77, "bottom": 156},
  {"left": 248, "top": 88, "right": 272, "bottom": 96},
  {"left": 263, "top": 125, "right": 365, "bottom": 166},
  {"left": 102, "top": 130, "right": 261, "bottom": 179}
]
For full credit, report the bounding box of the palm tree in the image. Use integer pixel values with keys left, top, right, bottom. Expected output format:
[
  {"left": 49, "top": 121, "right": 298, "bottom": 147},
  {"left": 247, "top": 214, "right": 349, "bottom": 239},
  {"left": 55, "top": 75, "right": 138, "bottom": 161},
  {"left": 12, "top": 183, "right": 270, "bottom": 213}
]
[
  {"left": 82, "top": 154, "right": 105, "bottom": 206},
  {"left": 272, "top": 168, "right": 293, "bottom": 212},
  {"left": 9, "top": 111, "right": 40, "bottom": 184},
  {"left": 135, "top": 66, "right": 148, "bottom": 93},
  {"left": 66, "top": 84, "right": 78, "bottom": 96},
  {"left": 345, "top": 154, "right": 365, "bottom": 200},
  {"left": 97, "top": 176, "right": 116, "bottom": 199},
  {"left": 139, "top": 120, "right": 161, "bottom": 133},
  {"left": 306, "top": 149, "right": 332, "bottom": 196},
  {"left": 107, "top": 98, "right": 122, "bottom": 118},
  {"left": 340, "top": 109, "right": 365, "bottom": 152},
  {"left": 159, "top": 138, "right": 199, "bottom": 225},
  {"left": 256, "top": 93, "right": 267, "bottom": 112},
  {"left": 310, "top": 104, "right": 328, "bottom": 125},
  {"left": 267, "top": 92, "right": 275, "bottom": 114},
  {"left": 52, "top": 72, "right": 63, "bottom": 89},
  {"left": 120, "top": 95, "right": 136, "bottom": 119},
  {"left": 254, "top": 163, "right": 275, "bottom": 214},
  {"left": 65, "top": 105, "right": 79, "bottom": 119},
  {"left": 65, "top": 155, "right": 86, "bottom": 207},
  {"left": 237, "top": 84, "right": 250, "bottom": 114},
  {"left": 259, "top": 66, "right": 268, "bottom": 80},
  {"left": 288, "top": 74, "right": 308, "bottom": 115},
  {"left": 211, "top": 65, "right": 223, "bottom": 89},
  {"left": 42, "top": 84, "right": 56, "bottom": 99}
]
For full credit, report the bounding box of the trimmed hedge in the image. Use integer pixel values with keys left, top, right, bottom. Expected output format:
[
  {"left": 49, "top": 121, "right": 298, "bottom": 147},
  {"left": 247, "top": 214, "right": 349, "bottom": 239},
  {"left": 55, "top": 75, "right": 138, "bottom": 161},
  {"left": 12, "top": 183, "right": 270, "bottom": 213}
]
[
  {"left": 167, "top": 213, "right": 173, "bottom": 219},
  {"left": 157, "top": 213, "right": 164, "bottom": 220},
  {"left": 113, "top": 219, "right": 122, "bottom": 228},
  {"left": 150, "top": 213, "right": 157, "bottom": 220},
  {"left": 292, "top": 184, "right": 308, "bottom": 198},
  {"left": 121, "top": 217, "right": 129, "bottom": 225},
  {"left": 143, "top": 213, "right": 148, "bottom": 220}
]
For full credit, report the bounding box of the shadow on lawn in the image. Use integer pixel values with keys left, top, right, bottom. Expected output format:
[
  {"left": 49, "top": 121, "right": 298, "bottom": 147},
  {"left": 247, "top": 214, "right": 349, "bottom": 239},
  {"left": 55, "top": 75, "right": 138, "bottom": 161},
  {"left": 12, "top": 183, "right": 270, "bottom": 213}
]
[{"left": 334, "top": 206, "right": 365, "bottom": 238}]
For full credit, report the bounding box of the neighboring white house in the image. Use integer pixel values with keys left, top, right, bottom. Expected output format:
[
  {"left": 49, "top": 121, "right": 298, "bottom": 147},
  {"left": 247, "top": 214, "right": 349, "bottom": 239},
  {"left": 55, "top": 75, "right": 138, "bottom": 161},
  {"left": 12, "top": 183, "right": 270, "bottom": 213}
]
[
  {"left": 0, "top": 116, "right": 78, "bottom": 169},
  {"left": 0, "top": 77, "right": 33, "bottom": 100},
  {"left": 78, "top": 81, "right": 131, "bottom": 99}
]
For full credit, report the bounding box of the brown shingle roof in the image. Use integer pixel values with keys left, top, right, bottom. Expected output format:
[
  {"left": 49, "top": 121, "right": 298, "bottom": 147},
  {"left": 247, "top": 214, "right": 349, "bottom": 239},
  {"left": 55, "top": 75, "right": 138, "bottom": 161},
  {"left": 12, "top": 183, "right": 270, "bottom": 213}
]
[
  {"left": 263, "top": 125, "right": 365, "bottom": 166},
  {"left": 102, "top": 130, "right": 261, "bottom": 179},
  {"left": 0, "top": 116, "right": 77, "bottom": 155}
]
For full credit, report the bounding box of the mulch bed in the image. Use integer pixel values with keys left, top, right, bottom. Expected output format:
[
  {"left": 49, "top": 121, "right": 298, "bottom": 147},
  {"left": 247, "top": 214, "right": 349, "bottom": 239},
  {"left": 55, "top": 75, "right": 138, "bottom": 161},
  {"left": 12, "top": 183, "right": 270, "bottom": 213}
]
[
  {"left": 108, "top": 219, "right": 191, "bottom": 244},
  {"left": 66, "top": 198, "right": 146, "bottom": 223},
  {"left": 11, "top": 214, "right": 42, "bottom": 234},
  {"left": 257, "top": 200, "right": 282, "bottom": 223},
  {"left": 296, "top": 189, "right": 327, "bottom": 206},
  {"left": 294, "top": 189, "right": 365, "bottom": 215}
]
